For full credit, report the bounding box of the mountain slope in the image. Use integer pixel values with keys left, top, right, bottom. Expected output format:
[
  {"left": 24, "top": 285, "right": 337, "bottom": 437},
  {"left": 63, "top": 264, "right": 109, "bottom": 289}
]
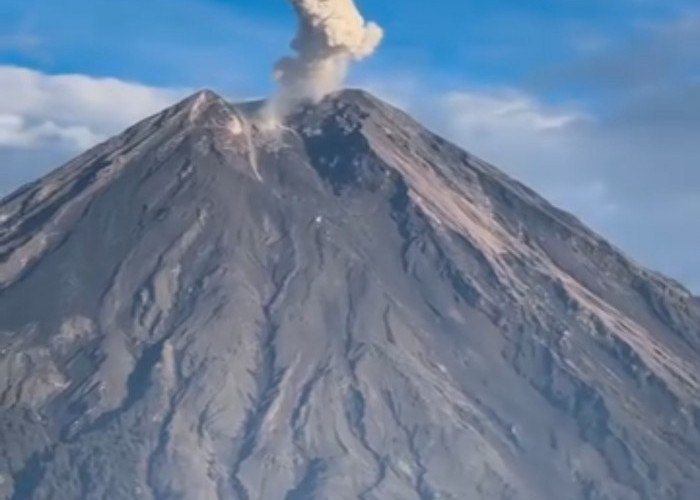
[{"left": 1, "top": 89, "right": 699, "bottom": 500}]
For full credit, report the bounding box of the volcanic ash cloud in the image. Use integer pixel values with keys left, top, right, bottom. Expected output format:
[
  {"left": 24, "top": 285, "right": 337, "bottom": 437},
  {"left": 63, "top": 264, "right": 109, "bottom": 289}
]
[{"left": 266, "top": 0, "right": 384, "bottom": 119}]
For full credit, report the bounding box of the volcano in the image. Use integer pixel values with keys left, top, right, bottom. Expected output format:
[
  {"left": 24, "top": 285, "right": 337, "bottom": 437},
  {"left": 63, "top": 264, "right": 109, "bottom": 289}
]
[{"left": 1, "top": 90, "right": 699, "bottom": 500}]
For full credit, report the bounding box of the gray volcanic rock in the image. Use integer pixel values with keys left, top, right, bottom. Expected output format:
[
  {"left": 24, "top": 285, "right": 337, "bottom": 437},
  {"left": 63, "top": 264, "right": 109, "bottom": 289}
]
[{"left": 1, "top": 89, "right": 700, "bottom": 500}]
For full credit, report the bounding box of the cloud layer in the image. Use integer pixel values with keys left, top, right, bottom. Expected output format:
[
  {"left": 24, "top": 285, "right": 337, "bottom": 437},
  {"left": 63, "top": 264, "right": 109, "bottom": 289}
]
[{"left": 0, "top": 65, "right": 185, "bottom": 192}]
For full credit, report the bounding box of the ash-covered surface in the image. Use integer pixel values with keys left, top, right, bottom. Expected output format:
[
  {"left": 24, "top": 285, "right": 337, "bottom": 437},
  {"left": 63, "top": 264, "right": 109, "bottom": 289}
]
[{"left": 1, "top": 89, "right": 699, "bottom": 500}]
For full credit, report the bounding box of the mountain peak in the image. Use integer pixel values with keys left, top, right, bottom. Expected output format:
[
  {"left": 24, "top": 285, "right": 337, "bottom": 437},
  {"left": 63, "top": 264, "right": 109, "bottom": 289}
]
[
  {"left": 2, "top": 85, "right": 700, "bottom": 499},
  {"left": 177, "top": 88, "right": 230, "bottom": 119}
]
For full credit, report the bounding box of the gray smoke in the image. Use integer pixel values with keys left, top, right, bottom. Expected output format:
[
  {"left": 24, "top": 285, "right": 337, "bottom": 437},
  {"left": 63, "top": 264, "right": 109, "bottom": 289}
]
[{"left": 264, "top": 0, "right": 383, "bottom": 121}]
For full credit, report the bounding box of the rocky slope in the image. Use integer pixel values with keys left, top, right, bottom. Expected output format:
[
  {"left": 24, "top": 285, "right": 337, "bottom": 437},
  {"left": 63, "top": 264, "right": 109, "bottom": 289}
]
[{"left": 1, "top": 89, "right": 699, "bottom": 500}]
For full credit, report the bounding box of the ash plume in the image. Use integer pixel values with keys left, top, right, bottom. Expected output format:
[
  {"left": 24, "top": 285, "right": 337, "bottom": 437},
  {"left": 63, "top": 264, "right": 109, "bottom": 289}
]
[{"left": 263, "top": 0, "right": 383, "bottom": 121}]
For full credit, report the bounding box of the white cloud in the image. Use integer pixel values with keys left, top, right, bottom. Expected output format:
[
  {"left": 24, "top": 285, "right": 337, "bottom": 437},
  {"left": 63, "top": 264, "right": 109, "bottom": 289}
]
[
  {"left": 441, "top": 90, "right": 584, "bottom": 132},
  {"left": 0, "top": 65, "right": 187, "bottom": 194},
  {"left": 0, "top": 113, "right": 100, "bottom": 149},
  {"left": 0, "top": 65, "right": 186, "bottom": 135}
]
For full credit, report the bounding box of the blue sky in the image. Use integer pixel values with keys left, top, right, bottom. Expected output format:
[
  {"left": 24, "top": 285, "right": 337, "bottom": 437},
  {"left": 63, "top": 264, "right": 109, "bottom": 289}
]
[
  {"left": 1, "top": 0, "right": 694, "bottom": 94},
  {"left": 1, "top": 0, "right": 699, "bottom": 289}
]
